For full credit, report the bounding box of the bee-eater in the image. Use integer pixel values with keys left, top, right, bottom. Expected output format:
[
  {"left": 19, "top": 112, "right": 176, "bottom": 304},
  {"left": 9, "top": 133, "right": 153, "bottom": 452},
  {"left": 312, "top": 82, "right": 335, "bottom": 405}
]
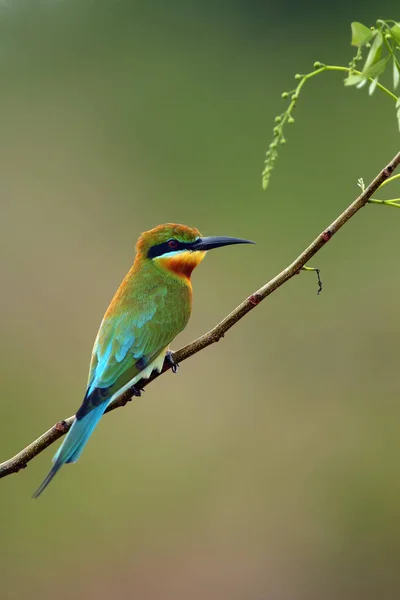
[{"left": 33, "top": 223, "right": 254, "bottom": 497}]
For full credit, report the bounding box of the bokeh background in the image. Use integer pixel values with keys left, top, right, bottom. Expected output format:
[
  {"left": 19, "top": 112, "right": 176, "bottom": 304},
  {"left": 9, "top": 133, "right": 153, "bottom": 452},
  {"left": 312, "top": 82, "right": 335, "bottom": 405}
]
[{"left": 1, "top": 1, "right": 400, "bottom": 598}]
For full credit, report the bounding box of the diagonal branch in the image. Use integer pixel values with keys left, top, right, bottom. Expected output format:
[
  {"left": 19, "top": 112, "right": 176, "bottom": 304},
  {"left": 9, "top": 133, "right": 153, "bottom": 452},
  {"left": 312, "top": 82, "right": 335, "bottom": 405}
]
[{"left": 1, "top": 150, "right": 400, "bottom": 480}]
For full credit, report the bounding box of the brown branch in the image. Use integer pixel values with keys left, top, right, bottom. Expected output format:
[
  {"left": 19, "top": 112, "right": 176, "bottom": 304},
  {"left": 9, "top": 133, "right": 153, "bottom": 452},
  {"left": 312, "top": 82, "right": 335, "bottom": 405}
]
[{"left": 1, "top": 150, "right": 400, "bottom": 479}]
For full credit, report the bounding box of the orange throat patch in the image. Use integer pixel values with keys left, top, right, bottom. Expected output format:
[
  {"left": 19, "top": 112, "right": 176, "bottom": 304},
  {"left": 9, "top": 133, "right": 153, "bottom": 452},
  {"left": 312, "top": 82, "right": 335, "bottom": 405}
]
[{"left": 158, "top": 251, "right": 206, "bottom": 279}]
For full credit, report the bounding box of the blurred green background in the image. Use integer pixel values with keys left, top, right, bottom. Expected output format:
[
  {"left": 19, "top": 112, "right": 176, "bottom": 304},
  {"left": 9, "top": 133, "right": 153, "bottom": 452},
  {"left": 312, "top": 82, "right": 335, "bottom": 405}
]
[{"left": 1, "top": 1, "right": 400, "bottom": 598}]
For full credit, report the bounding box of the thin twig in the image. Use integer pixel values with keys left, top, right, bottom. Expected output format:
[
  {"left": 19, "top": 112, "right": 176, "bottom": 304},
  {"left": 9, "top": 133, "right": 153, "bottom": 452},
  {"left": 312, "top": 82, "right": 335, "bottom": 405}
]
[{"left": 1, "top": 150, "right": 400, "bottom": 479}]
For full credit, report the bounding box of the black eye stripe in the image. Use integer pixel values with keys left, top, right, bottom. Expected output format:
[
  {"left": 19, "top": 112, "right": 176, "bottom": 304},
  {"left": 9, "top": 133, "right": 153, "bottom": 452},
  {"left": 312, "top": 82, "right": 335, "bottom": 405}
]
[{"left": 147, "top": 239, "right": 194, "bottom": 259}]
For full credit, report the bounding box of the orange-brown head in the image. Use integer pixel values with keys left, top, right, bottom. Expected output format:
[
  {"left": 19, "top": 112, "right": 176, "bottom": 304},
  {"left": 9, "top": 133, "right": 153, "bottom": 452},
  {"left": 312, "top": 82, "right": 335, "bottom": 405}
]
[{"left": 136, "top": 223, "right": 254, "bottom": 279}]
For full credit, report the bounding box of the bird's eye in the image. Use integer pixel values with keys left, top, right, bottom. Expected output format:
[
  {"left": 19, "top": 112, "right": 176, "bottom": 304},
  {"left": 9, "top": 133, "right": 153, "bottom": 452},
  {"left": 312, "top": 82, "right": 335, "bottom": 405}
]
[{"left": 168, "top": 239, "right": 179, "bottom": 249}]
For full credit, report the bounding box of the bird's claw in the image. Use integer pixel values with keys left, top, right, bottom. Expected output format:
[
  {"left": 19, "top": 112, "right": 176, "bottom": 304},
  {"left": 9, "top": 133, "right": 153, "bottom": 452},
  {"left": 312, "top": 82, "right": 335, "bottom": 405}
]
[
  {"left": 165, "top": 351, "right": 179, "bottom": 374},
  {"left": 132, "top": 385, "right": 144, "bottom": 397}
]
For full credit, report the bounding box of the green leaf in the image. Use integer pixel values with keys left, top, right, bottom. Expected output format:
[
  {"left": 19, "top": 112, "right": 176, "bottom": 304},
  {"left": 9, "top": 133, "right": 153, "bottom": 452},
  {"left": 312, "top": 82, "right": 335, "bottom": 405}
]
[
  {"left": 368, "top": 78, "right": 378, "bottom": 95},
  {"left": 351, "top": 22, "right": 374, "bottom": 46},
  {"left": 362, "top": 31, "right": 383, "bottom": 73},
  {"left": 393, "top": 60, "right": 400, "bottom": 89},
  {"left": 344, "top": 73, "right": 364, "bottom": 86},
  {"left": 396, "top": 97, "right": 400, "bottom": 132},
  {"left": 390, "top": 23, "right": 400, "bottom": 45},
  {"left": 362, "top": 57, "right": 388, "bottom": 79}
]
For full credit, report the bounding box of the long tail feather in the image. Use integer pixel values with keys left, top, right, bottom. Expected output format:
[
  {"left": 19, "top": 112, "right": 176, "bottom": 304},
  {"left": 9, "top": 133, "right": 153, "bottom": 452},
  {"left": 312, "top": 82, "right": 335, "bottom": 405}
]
[
  {"left": 32, "top": 463, "right": 61, "bottom": 499},
  {"left": 33, "top": 403, "right": 107, "bottom": 498}
]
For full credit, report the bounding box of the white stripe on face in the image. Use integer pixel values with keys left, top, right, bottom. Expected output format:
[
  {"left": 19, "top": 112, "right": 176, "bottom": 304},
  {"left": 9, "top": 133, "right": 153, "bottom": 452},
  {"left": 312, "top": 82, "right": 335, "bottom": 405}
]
[{"left": 153, "top": 249, "right": 190, "bottom": 260}]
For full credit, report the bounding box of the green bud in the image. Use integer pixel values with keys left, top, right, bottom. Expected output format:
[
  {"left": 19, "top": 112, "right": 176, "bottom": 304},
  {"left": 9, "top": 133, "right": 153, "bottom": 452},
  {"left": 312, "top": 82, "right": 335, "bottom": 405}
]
[
  {"left": 292, "top": 94, "right": 298, "bottom": 101},
  {"left": 288, "top": 116, "right": 295, "bottom": 124},
  {"left": 280, "top": 138, "right": 286, "bottom": 145},
  {"left": 275, "top": 116, "right": 282, "bottom": 123},
  {"left": 273, "top": 127, "right": 279, "bottom": 136},
  {"left": 313, "top": 61, "right": 322, "bottom": 69},
  {"left": 281, "top": 92, "right": 289, "bottom": 99},
  {"left": 294, "top": 73, "right": 302, "bottom": 80}
]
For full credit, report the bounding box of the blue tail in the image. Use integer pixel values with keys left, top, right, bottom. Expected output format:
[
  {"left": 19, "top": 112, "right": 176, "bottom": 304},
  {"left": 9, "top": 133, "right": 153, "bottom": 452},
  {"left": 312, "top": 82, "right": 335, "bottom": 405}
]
[{"left": 32, "top": 403, "right": 107, "bottom": 498}]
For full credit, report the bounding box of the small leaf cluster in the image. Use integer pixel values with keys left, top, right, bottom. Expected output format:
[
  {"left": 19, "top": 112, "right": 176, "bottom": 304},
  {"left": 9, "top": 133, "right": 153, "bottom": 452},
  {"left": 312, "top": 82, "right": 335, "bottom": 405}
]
[
  {"left": 262, "top": 82, "right": 300, "bottom": 190},
  {"left": 346, "top": 20, "right": 400, "bottom": 98},
  {"left": 262, "top": 18, "right": 400, "bottom": 191},
  {"left": 262, "top": 64, "right": 327, "bottom": 190}
]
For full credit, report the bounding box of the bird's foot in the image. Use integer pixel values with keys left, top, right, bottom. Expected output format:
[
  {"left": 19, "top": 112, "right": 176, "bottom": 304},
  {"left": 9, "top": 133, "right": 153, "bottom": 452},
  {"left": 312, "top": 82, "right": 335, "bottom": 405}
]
[
  {"left": 120, "top": 386, "right": 144, "bottom": 406},
  {"left": 165, "top": 351, "right": 179, "bottom": 374},
  {"left": 132, "top": 385, "right": 144, "bottom": 397}
]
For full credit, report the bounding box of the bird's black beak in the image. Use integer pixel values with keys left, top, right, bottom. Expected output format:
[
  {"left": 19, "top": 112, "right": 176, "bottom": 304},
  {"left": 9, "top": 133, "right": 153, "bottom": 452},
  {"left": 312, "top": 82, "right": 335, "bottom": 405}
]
[{"left": 191, "top": 236, "right": 255, "bottom": 251}]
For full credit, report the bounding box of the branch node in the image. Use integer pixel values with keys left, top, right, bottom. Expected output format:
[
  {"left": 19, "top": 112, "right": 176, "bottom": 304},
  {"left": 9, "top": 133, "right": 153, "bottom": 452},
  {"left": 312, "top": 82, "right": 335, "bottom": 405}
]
[
  {"left": 383, "top": 165, "right": 394, "bottom": 177},
  {"left": 248, "top": 294, "right": 261, "bottom": 306},
  {"left": 321, "top": 229, "right": 332, "bottom": 242},
  {"left": 55, "top": 420, "right": 68, "bottom": 433}
]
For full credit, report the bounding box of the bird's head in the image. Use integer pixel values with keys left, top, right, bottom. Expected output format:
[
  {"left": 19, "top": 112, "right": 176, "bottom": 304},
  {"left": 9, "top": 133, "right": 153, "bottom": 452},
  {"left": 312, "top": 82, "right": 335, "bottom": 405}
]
[{"left": 136, "top": 223, "right": 254, "bottom": 279}]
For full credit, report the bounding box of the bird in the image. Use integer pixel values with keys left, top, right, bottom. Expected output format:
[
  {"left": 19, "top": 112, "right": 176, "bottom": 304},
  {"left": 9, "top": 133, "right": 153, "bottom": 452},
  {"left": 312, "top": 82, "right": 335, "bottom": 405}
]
[{"left": 33, "top": 223, "right": 255, "bottom": 497}]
